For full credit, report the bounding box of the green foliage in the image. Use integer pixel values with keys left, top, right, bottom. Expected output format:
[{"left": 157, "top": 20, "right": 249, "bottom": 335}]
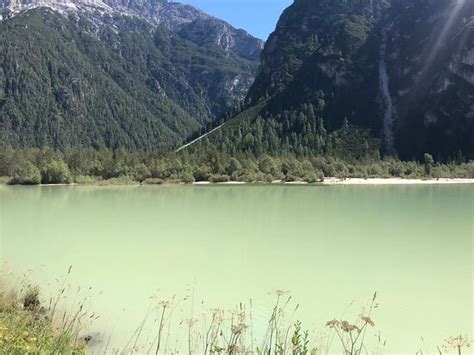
[
  {"left": 9, "top": 161, "right": 41, "bottom": 185},
  {"left": 142, "top": 178, "right": 164, "bottom": 185},
  {"left": 185, "top": 103, "right": 380, "bottom": 161},
  {"left": 245, "top": 0, "right": 473, "bottom": 160},
  {"left": 73, "top": 175, "right": 98, "bottom": 185},
  {"left": 209, "top": 174, "right": 231, "bottom": 183},
  {"left": 291, "top": 321, "right": 316, "bottom": 355},
  {"left": 132, "top": 164, "right": 151, "bottom": 183},
  {"left": 247, "top": 0, "right": 386, "bottom": 139},
  {"left": 424, "top": 153, "right": 434, "bottom": 177},
  {"left": 0, "top": 286, "right": 85, "bottom": 354},
  {"left": 0, "top": 148, "right": 473, "bottom": 186},
  {"left": 0, "top": 9, "right": 258, "bottom": 150},
  {"left": 96, "top": 176, "right": 138, "bottom": 186},
  {"left": 180, "top": 171, "right": 195, "bottom": 184},
  {"left": 22, "top": 286, "right": 40, "bottom": 311},
  {"left": 41, "top": 160, "right": 72, "bottom": 184},
  {"left": 226, "top": 158, "right": 242, "bottom": 176}
]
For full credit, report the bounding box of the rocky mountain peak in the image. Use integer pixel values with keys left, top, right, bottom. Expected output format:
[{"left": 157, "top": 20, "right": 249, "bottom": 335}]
[{"left": 0, "top": 0, "right": 264, "bottom": 60}]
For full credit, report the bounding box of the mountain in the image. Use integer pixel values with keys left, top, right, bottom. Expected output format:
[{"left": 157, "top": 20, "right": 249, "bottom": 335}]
[
  {"left": 1, "top": 0, "right": 263, "bottom": 60},
  {"left": 382, "top": 0, "right": 473, "bottom": 159},
  {"left": 195, "top": 0, "right": 473, "bottom": 161},
  {"left": 0, "top": 0, "right": 263, "bottom": 149}
]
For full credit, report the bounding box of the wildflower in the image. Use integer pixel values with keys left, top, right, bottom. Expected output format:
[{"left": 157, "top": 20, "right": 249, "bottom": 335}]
[
  {"left": 340, "top": 320, "right": 359, "bottom": 333},
  {"left": 184, "top": 318, "right": 197, "bottom": 328},
  {"left": 361, "top": 316, "right": 375, "bottom": 327},
  {"left": 231, "top": 323, "right": 247, "bottom": 335},
  {"left": 228, "top": 344, "right": 241, "bottom": 353},
  {"left": 231, "top": 308, "right": 246, "bottom": 323},
  {"left": 212, "top": 345, "right": 226, "bottom": 353},
  {"left": 158, "top": 300, "right": 170, "bottom": 309},
  {"left": 210, "top": 308, "right": 225, "bottom": 324},
  {"left": 274, "top": 289, "right": 289, "bottom": 296},
  {"left": 446, "top": 335, "right": 471, "bottom": 349},
  {"left": 326, "top": 319, "right": 340, "bottom": 328}
]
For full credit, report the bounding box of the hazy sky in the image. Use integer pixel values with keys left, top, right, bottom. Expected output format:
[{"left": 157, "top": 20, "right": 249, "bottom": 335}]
[{"left": 177, "top": 0, "right": 293, "bottom": 40}]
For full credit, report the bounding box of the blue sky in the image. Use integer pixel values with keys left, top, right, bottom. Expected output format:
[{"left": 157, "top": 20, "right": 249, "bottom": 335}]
[{"left": 176, "top": 0, "right": 293, "bottom": 40}]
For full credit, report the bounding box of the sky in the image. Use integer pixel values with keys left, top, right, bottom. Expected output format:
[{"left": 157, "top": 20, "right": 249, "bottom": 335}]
[{"left": 176, "top": 0, "right": 293, "bottom": 40}]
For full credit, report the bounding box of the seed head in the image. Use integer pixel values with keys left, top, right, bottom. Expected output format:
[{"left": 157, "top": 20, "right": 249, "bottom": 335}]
[{"left": 361, "top": 316, "right": 375, "bottom": 327}]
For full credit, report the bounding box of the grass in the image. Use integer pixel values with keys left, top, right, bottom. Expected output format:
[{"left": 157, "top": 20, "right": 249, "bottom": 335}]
[
  {"left": 0, "top": 281, "right": 471, "bottom": 354},
  {"left": 114, "top": 290, "right": 471, "bottom": 355},
  {"left": 0, "top": 285, "right": 86, "bottom": 353}
]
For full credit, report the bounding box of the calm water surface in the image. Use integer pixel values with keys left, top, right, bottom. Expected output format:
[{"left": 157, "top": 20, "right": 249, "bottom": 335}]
[{"left": 0, "top": 185, "right": 472, "bottom": 353}]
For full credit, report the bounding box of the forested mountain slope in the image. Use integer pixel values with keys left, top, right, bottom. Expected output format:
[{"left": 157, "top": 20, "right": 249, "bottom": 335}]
[
  {"left": 0, "top": 1, "right": 262, "bottom": 149},
  {"left": 194, "top": 0, "right": 473, "bottom": 161}
]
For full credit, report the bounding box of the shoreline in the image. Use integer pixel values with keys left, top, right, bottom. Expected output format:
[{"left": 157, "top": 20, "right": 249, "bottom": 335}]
[
  {"left": 321, "top": 177, "right": 474, "bottom": 185},
  {"left": 2, "top": 178, "right": 474, "bottom": 187}
]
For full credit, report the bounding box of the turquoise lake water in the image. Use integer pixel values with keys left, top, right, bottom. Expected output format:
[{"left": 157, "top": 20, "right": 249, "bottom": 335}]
[{"left": 0, "top": 185, "right": 472, "bottom": 353}]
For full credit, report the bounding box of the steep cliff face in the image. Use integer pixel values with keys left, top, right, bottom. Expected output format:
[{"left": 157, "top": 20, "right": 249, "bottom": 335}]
[
  {"left": 383, "top": 0, "right": 474, "bottom": 159},
  {"left": 104, "top": 0, "right": 264, "bottom": 60},
  {"left": 0, "top": 1, "right": 262, "bottom": 149},
  {"left": 244, "top": 0, "right": 473, "bottom": 159}
]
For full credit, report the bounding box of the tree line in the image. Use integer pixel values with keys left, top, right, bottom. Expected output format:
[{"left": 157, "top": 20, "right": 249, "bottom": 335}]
[{"left": 0, "top": 146, "right": 472, "bottom": 186}]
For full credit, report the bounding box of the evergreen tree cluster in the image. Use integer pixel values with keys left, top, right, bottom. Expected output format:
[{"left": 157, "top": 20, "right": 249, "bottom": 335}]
[
  {"left": 0, "top": 9, "right": 258, "bottom": 150},
  {"left": 186, "top": 103, "right": 381, "bottom": 161},
  {"left": 1, "top": 146, "right": 472, "bottom": 186}
]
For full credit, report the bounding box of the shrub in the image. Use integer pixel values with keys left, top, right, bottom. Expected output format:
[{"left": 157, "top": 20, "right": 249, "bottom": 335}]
[
  {"left": 226, "top": 158, "right": 242, "bottom": 176},
  {"left": 10, "top": 162, "right": 41, "bottom": 185},
  {"left": 424, "top": 153, "right": 434, "bottom": 176},
  {"left": 74, "top": 175, "right": 98, "bottom": 185},
  {"left": 264, "top": 173, "right": 275, "bottom": 183},
  {"left": 284, "top": 174, "right": 298, "bottom": 182},
  {"left": 0, "top": 285, "right": 86, "bottom": 353},
  {"left": 239, "top": 173, "right": 257, "bottom": 183},
  {"left": 316, "top": 170, "right": 325, "bottom": 182},
  {"left": 132, "top": 164, "right": 151, "bottom": 182},
  {"left": 303, "top": 173, "right": 318, "bottom": 183},
  {"left": 367, "top": 164, "right": 384, "bottom": 177},
  {"left": 193, "top": 165, "right": 211, "bottom": 181},
  {"left": 97, "top": 176, "right": 137, "bottom": 186},
  {"left": 388, "top": 164, "right": 403, "bottom": 177},
  {"left": 210, "top": 174, "right": 231, "bottom": 183},
  {"left": 142, "top": 178, "right": 164, "bottom": 185},
  {"left": 322, "top": 162, "right": 337, "bottom": 177},
  {"left": 282, "top": 159, "right": 304, "bottom": 179},
  {"left": 259, "top": 155, "right": 278, "bottom": 175},
  {"left": 22, "top": 286, "right": 40, "bottom": 311},
  {"left": 180, "top": 171, "right": 195, "bottom": 184},
  {"left": 41, "top": 160, "right": 72, "bottom": 184}
]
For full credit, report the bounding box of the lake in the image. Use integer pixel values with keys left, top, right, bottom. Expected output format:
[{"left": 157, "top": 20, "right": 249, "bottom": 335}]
[{"left": 0, "top": 185, "right": 472, "bottom": 353}]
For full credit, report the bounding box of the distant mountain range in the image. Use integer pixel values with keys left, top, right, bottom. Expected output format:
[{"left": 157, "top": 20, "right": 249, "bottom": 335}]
[{"left": 0, "top": 0, "right": 263, "bottom": 149}]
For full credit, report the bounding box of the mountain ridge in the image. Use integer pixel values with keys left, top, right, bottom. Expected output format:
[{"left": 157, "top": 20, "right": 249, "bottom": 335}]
[
  {"left": 0, "top": 4, "right": 261, "bottom": 149},
  {"left": 0, "top": 0, "right": 264, "bottom": 60}
]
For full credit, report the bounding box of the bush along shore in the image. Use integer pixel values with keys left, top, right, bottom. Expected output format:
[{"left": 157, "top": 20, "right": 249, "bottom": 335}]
[
  {"left": 0, "top": 148, "right": 473, "bottom": 186},
  {"left": 0, "top": 285, "right": 471, "bottom": 354}
]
